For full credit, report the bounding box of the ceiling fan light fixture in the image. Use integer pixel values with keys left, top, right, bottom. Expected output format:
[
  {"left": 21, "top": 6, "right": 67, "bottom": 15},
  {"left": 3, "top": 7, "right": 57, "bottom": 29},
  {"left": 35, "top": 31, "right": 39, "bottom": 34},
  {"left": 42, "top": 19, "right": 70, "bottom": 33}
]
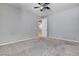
[{"left": 34, "top": 3, "right": 51, "bottom": 12}]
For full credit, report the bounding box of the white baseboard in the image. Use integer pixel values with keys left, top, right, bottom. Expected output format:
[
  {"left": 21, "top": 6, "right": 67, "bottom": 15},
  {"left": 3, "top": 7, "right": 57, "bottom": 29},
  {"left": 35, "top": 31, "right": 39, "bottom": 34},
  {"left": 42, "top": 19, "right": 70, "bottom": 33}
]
[
  {"left": 0, "top": 36, "right": 79, "bottom": 46},
  {"left": 49, "top": 36, "right": 79, "bottom": 43},
  {"left": 0, "top": 37, "right": 36, "bottom": 46}
]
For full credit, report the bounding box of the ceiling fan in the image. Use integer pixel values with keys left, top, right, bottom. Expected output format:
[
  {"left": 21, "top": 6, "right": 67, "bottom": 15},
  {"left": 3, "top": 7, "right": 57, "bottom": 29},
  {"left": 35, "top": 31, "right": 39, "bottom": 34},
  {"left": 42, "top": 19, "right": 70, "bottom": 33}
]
[{"left": 34, "top": 3, "right": 50, "bottom": 11}]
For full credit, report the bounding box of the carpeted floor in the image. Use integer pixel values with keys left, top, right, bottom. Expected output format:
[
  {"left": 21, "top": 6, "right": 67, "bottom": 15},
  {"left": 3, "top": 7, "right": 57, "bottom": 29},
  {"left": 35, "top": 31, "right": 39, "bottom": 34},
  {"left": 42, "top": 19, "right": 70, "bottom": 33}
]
[{"left": 0, "top": 37, "right": 79, "bottom": 56}]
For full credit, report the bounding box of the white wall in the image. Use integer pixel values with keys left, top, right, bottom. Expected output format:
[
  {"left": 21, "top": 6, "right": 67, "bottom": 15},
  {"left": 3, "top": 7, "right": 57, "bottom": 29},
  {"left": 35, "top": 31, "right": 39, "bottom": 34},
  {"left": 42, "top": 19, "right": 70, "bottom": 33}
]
[
  {"left": 20, "top": 8, "right": 37, "bottom": 39},
  {"left": 0, "top": 4, "right": 37, "bottom": 44},
  {"left": 0, "top": 4, "right": 21, "bottom": 34},
  {"left": 48, "top": 6, "right": 79, "bottom": 41}
]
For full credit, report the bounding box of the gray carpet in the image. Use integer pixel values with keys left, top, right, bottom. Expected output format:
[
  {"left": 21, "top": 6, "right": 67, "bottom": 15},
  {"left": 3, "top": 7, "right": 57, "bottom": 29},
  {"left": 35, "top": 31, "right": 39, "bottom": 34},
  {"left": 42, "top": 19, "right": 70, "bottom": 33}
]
[{"left": 0, "top": 37, "right": 79, "bottom": 56}]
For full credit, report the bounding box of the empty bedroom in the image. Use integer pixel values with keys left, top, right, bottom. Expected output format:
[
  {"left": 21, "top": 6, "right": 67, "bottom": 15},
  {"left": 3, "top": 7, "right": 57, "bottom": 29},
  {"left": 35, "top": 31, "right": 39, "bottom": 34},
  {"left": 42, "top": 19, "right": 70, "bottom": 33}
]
[{"left": 0, "top": 3, "right": 79, "bottom": 56}]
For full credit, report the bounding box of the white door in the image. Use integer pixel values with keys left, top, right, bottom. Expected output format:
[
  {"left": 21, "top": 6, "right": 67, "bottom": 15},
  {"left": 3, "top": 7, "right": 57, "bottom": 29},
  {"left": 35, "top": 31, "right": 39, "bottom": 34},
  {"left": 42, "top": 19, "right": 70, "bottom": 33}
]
[{"left": 42, "top": 17, "right": 47, "bottom": 37}]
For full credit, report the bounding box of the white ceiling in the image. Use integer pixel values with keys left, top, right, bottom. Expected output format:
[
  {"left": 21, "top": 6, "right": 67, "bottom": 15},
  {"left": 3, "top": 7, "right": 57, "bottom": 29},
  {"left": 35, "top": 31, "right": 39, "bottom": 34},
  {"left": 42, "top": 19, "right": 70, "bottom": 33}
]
[{"left": 7, "top": 3, "right": 79, "bottom": 16}]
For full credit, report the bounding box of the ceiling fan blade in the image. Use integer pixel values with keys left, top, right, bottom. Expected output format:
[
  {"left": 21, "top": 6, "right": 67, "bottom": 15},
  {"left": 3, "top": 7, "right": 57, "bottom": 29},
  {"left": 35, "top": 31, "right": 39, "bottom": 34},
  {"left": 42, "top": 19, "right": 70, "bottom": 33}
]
[
  {"left": 45, "top": 7, "right": 50, "bottom": 9},
  {"left": 34, "top": 7, "right": 39, "bottom": 8},
  {"left": 45, "top": 3, "right": 50, "bottom": 5},
  {"left": 38, "top": 3, "right": 42, "bottom": 5},
  {"left": 42, "top": 3, "right": 49, "bottom": 6}
]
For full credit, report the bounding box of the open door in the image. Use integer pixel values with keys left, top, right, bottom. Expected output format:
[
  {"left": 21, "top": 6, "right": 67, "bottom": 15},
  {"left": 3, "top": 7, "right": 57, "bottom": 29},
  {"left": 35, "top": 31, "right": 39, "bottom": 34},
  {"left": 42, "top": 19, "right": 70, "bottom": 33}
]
[{"left": 37, "top": 17, "right": 47, "bottom": 37}]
